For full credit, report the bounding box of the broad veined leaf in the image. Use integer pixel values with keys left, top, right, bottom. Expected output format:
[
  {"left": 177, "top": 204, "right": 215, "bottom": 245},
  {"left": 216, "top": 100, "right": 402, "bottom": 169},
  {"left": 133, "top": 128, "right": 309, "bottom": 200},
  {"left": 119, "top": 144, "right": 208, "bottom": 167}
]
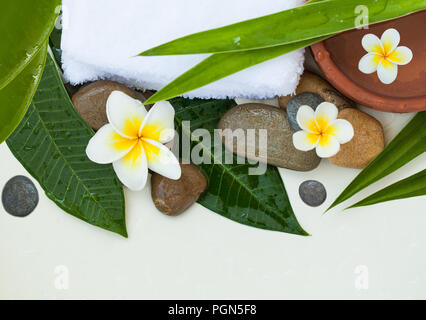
[
  {"left": 140, "top": 0, "right": 426, "bottom": 56},
  {"left": 0, "top": 42, "right": 48, "bottom": 143},
  {"left": 7, "top": 54, "right": 127, "bottom": 237},
  {"left": 327, "top": 111, "right": 426, "bottom": 212},
  {"left": 171, "top": 98, "right": 309, "bottom": 236},
  {"left": 49, "top": 20, "right": 63, "bottom": 68},
  {"left": 145, "top": 36, "right": 328, "bottom": 104},
  {"left": 348, "top": 169, "right": 426, "bottom": 208},
  {"left": 0, "top": 0, "right": 61, "bottom": 89}
]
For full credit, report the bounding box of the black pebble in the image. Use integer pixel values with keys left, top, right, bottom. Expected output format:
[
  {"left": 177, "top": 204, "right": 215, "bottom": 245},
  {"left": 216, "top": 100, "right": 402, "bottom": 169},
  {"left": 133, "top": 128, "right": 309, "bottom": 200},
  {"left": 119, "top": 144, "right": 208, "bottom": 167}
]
[
  {"left": 299, "top": 180, "right": 327, "bottom": 207},
  {"left": 2, "top": 176, "right": 39, "bottom": 217},
  {"left": 287, "top": 92, "right": 325, "bottom": 131}
]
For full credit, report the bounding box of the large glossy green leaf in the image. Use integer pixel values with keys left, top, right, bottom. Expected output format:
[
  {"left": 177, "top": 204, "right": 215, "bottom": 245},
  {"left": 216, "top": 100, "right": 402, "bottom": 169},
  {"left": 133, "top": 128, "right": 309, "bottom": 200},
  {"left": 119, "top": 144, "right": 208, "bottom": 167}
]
[
  {"left": 7, "top": 55, "right": 127, "bottom": 237},
  {"left": 171, "top": 97, "right": 309, "bottom": 236},
  {"left": 348, "top": 169, "right": 426, "bottom": 208},
  {"left": 0, "top": 0, "right": 61, "bottom": 89},
  {"left": 327, "top": 111, "right": 426, "bottom": 212},
  {"left": 0, "top": 42, "right": 48, "bottom": 143},
  {"left": 140, "top": 0, "right": 426, "bottom": 55},
  {"left": 145, "top": 36, "right": 328, "bottom": 104}
]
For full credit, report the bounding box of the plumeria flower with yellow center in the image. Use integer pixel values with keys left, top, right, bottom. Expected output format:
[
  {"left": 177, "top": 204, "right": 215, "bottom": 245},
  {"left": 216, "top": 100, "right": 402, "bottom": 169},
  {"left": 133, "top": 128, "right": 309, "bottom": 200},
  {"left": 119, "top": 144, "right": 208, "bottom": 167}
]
[
  {"left": 86, "top": 91, "right": 181, "bottom": 191},
  {"left": 358, "top": 28, "right": 413, "bottom": 84},
  {"left": 292, "top": 102, "right": 354, "bottom": 158}
]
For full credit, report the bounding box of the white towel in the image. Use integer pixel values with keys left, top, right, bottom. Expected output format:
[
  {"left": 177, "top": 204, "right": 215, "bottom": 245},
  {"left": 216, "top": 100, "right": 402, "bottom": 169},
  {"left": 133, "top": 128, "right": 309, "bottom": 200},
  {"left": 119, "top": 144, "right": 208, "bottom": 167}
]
[{"left": 61, "top": 0, "right": 305, "bottom": 100}]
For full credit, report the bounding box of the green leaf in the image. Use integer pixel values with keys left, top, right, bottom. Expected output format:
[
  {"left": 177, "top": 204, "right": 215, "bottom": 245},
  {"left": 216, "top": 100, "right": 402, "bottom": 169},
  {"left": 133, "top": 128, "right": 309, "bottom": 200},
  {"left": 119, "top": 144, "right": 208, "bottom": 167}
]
[
  {"left": 144, "top": 0, "right": 328, "bottom": 104},
  {"left": 145, "top": 36, "right": 328, "bottom": 104},
  {"left": 171, "top": 97, "right": 309, "bottom": 236},
  {"left": 140, "top": 0, "right": 426, "bottom": 56},
  {"left": 0, "top": 42, "right": 48, "bottom": 143},
  {"left": 0, "top": 0, "right": 61, "bottom": 89},
  {"left": 49, "top": 24, "right": 63, "bottom": 68},
  {"left": 347, "top": 169, "right": 426, "bottom": 208},
  {"left": 327, "top": 111, "right": 426, "bottom": 212},
  {"left": 7, "top": 54, "right": 127, "bottom": 237}
]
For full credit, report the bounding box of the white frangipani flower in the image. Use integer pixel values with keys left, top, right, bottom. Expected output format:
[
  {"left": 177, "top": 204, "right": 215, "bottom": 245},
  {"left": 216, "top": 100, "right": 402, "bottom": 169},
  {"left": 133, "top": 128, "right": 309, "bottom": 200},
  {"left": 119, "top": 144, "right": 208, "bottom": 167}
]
[
  {"left": 292, "top": 102, "right": 354, "bottom": 158},
  {"left": 358, "top": 28, "right": 413, "bottom": 84},
  {"left": 86, "top": 91, "right": 181, "bottom": 191}
]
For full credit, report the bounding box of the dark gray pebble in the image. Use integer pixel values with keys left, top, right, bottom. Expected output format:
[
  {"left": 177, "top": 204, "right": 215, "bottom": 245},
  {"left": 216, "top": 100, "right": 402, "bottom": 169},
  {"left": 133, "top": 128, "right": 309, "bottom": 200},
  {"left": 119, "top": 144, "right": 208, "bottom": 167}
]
[
  {"left": 2, "top": 176, "right": 39, "bottom": 217},
  {"left": 287, "top": 92, "right": 325, "bottom": 131},
  {"left": 299, "top": 180, "right": 327, "bottom": 207}
]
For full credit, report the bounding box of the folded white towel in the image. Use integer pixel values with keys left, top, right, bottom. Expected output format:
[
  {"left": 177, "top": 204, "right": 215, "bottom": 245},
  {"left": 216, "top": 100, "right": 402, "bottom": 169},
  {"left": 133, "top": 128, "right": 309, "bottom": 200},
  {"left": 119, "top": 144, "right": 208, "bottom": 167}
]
[{"left": 61, "top": 0, "right": 305, "bottom": 99}]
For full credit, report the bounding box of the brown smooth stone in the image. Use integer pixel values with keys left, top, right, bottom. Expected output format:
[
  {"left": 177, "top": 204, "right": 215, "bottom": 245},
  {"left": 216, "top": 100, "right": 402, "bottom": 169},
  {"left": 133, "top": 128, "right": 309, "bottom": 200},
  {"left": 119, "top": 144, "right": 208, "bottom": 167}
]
[
  {"left": 151, "top": 164, "right": 207, "bottom": 216},
  {"left": 328, "top": 109, "right": 385, "bottom": 169},
  {"left": 72, "top": 80, "right": 139, "bottom": 131},
  {"left": 311, "top": 10, "right": 426, "bottom": 112},
  {"left": 279, "top": 71, "right": 354, "bottom": 110},
  {"left": 219, "top": 103, "right": 321, "bottom": 171}
]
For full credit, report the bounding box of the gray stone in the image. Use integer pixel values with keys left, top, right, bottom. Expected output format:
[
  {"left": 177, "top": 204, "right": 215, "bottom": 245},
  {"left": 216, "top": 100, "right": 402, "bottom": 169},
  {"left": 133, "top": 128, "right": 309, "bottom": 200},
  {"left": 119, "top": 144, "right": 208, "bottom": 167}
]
[
  {"left": 219, "top": 103, "right": 321, "bottom": 171},
  {"left": 287, "top": 92, "right": 325, "bottom": 132},
  {"left": 2, "top": 176, "right": 39, "bottom": 217},
  {"left": 299, "top": 180, "right": 327, "bottom": 207}
]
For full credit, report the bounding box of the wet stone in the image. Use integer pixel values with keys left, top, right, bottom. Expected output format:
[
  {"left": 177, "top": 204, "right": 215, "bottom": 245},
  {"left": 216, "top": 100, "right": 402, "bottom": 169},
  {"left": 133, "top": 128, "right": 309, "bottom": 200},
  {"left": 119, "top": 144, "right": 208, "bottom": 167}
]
[
  {"left": 299, "top": 180, "right": 327, "bottom": 207},
  {"left": 151, "top": 163, "right": 207, "bottom": 216},
  {"left": 219, "top": 103, "right": 321, "bottom": 171},
  {"left": 328, "top": 108, "right": 385, "bottom": 169},
  {"left": 287, "top": 92, "right": 325, "bottom": 131},
  {"left": 72, "top": 80, "right": 145, "bottom": 131},
  {"left": 2, "top": 176, "right": 39, "bottom": 217}
]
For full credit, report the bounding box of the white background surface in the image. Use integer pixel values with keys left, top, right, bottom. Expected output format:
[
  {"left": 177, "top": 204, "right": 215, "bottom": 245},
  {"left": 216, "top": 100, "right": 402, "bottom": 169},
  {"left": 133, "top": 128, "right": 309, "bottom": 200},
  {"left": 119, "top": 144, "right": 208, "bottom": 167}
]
[{"left": 1, "top": 53, "right": 425, "bottom": 300}]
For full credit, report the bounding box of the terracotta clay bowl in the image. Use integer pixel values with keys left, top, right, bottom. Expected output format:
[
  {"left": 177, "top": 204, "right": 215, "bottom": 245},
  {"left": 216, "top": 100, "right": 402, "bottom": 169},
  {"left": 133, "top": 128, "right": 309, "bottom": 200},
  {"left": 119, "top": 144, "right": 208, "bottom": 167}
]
[{"left": 311, "top": 10, "right": 426, "bottom": 113}]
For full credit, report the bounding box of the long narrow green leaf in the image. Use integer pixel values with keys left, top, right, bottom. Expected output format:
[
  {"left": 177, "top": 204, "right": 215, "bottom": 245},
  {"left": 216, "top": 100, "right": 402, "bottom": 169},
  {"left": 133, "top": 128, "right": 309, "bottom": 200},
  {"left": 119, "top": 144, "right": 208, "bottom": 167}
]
[
  {"left": 171, "top": 97, "right": 309, "bottom": 236},
  {"left": 0, "top": 0, "right": 61, "bottom": 89},
  {"left": 348, "top": 169, "right": 426, "bottom": 208},
  {"left": 145, "top": 36, "right": 328, "bottom": 104},
  {"left": 0, "top": 43, "right": 48, "bottom": 143},
  {"left": 7, "top": 54, "right": 127, "bottom": 237},
  {"left": 327, "top": 112, "right": 426, "bottom": 212},
  {"left": 144, "top": 0, "right": 328, "bottom": 104},
  {"left": 140, "top": 0, "right": 426, "bottom": 56}
]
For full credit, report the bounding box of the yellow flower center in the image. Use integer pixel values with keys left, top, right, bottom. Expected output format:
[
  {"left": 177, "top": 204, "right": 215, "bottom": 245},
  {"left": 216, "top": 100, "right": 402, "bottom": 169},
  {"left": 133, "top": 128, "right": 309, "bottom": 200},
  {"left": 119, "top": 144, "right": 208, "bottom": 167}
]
[
  {"left": 305, "top": 116, "right": 336, "bottom": 146},
  {"left": 373, "top": 42, "right": 397, "bottom": 63},
  {"left": 113, "top": 117, "right": 163, "bottom": 168}
]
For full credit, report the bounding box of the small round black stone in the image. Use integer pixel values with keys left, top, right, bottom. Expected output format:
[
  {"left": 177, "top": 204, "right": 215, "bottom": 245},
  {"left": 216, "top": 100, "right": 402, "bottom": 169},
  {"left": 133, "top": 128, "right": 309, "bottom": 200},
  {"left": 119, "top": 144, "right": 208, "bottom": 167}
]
[
  {"left": 299, "top": 180, "right": 327, "bottom": 207},
  {"left": 2, "top": 176, "right": 39, "bottom": 217},
  {"left": 287, "top": 92, "right": 325, "bottom": 132}
]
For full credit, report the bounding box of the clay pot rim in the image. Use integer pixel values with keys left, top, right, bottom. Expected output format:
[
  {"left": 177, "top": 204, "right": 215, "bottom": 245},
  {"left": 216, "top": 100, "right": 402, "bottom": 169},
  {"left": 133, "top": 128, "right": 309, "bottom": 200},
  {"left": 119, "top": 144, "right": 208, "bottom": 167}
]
[{"left": 310, "top": 42, "right": 426, "bottom": 113}]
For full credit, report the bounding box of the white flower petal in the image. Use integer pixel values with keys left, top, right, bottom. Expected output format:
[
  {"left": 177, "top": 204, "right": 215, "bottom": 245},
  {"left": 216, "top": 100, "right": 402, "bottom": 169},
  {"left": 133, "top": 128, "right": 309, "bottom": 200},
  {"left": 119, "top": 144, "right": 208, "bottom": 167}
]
[
  {"left": 377, "top": 59, "right": 398, "bottom": 84},
  {"left": 86, "top": 124, "right": 136, "bottom": 164},
  {"left": 381, "top": 28, "right": 400, "bottom": 55},
  {"left": 142, "top": 138, "right": 181, "bottom": 180},
  {"left": 329, "top": 119, "right": 354, "bottom": 144},
  {"left": 315, "top": 102, "right": 338, "bottom": 130},
  {"left": 292, "top": 131, "right": 319, "bottom": 151},
  {"left": 316, "top": 134, "right": 340, "bottom": 158},
  {"left": 362, "top": 33, "right": 383, "bottom": 54},
  {"left": 358, "top": 53, "right": 382, "bottom": 74},
  {"left": 296, "top": 105, "right": 317, "bottom": 133},
  {"left": 113, "top": 142, "right": 148, "bottom": 191},
  {"left": 387, "top": 46, "right": 413, "bottom": 65},
  {"left": 139, "top": 101, "right": 175, "bottom": 143},
  {"left": 106, "top": 91, "right": 147, "bottom": 139}
]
